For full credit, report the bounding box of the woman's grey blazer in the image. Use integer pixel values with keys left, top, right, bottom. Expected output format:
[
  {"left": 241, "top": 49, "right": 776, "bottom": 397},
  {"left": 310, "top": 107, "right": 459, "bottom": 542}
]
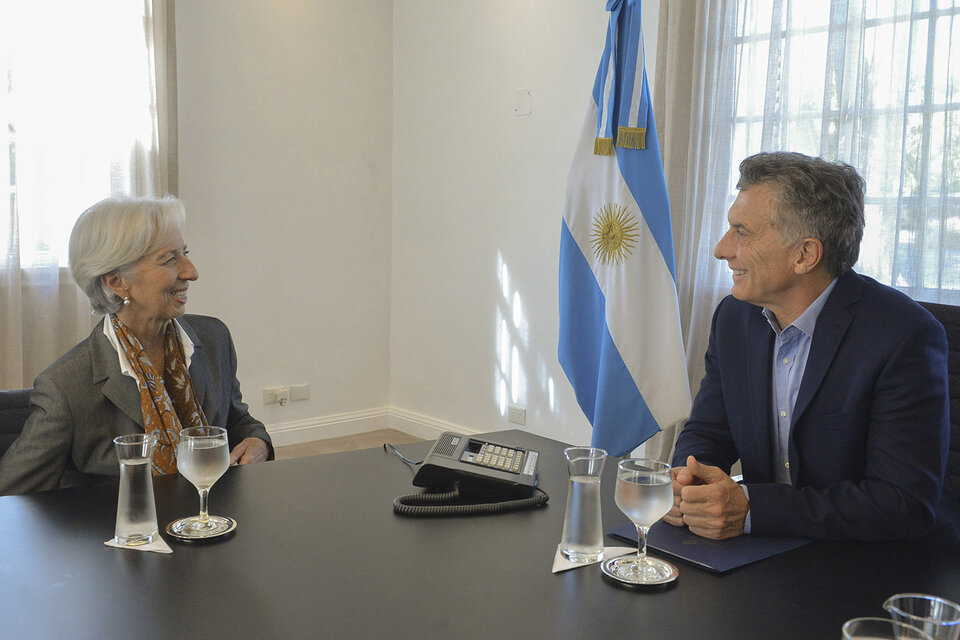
[{"left": 0, "top": 314, "right": 272, "bottom": 495}]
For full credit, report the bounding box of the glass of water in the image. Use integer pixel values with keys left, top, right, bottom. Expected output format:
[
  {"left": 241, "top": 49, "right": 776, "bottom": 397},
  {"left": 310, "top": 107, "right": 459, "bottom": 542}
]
[
  {"left": 113, "top": 433, "right": 159, "bottom": 545},
  {"left": 610, "top": 458, "right": 678, "bottom": 584},
  {"left": 166, "top": 426, "right": 235, "bottom": 540},
  {"left": 560, "top": 446, "right": 607, "bottom": 563}
]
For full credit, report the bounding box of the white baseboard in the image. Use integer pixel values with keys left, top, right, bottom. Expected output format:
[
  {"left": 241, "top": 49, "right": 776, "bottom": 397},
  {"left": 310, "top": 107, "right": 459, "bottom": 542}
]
[
  {"left": 387, "top": 407, "right": 481, "bottom": 440},
  {"left": 265, "top": 407, "right": 481, "bottom": 447}
]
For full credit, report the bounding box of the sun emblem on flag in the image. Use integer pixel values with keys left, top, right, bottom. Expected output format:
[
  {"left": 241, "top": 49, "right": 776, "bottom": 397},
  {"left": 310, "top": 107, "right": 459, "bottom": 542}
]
[{"left": 591, "top": 203, "right": 639, "bottom": 265}]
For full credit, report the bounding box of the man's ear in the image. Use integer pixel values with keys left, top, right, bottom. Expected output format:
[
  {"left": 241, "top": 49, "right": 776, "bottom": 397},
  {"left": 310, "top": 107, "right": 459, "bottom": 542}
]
[
  {"left": 794, "top": 237, "right": 823, "bottom": 275},
  {"left": 101, "top": 272, "right": 126, "bottom": 299}
]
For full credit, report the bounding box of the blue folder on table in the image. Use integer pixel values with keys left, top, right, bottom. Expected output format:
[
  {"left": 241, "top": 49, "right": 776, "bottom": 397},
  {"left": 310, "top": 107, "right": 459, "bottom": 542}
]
[{"left": 608, "top": 521, "right": 810, "bottom": 573}]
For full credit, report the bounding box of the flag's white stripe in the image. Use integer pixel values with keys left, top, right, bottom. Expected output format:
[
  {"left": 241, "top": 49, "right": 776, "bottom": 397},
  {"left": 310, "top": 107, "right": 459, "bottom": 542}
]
[{"left": 627, "top": 32, "right": 645, "bottom": 128}]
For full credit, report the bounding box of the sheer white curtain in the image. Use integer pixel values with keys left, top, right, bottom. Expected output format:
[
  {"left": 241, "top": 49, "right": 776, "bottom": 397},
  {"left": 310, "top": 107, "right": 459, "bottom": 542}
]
[
  {"left": 650, "top": 0, "right": 960, "bottom": 460},
  {"left": 0, "top": 0, "right": 176, "bottom": 390},
  {"left": 644, "top": 0, "right": 741, "bottom": 461}
]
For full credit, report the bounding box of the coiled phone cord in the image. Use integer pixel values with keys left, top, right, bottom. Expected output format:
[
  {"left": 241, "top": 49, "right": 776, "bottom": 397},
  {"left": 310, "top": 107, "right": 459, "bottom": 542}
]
[{"left": 392, "top": 482, "right": 549, "bottom": 517}]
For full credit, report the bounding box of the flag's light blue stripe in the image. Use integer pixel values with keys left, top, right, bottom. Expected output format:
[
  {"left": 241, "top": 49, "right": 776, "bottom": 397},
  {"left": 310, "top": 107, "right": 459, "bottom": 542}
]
[
  {"left": 559, "top": 219, "right": 661, "bottom": 456},
  {"left": 591, "top": 41, "right": 609, "bottom": 110}
]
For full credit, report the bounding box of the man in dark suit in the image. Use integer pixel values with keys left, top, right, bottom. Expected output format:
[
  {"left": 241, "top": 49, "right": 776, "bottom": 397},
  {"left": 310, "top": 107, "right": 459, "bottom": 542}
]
[{"left": 664, "top": 152, "right": 951, "bottom": 541}]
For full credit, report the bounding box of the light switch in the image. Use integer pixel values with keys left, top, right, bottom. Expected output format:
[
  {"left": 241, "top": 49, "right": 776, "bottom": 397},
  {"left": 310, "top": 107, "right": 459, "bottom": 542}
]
[{"left": 513, "top": 88, "right": 532, "bottom": 116}]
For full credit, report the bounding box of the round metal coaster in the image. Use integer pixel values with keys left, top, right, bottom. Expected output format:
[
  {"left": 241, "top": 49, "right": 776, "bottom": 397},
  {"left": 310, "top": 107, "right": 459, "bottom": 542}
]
[
  {"left": 165, "top": 515, "right": 237, "bottom": 542},
  {"left": 600, "top": 553, "right": 678, "bottom": 587}
]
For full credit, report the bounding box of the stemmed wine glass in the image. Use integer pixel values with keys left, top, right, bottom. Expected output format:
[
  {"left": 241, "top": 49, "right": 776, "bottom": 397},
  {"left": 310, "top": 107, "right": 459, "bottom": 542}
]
[
  {"left": 606, "top": 458, "right": 678, "bottom": 584},
  {"left": 166, "top": 426, "right": 236, "bottom": 539}
]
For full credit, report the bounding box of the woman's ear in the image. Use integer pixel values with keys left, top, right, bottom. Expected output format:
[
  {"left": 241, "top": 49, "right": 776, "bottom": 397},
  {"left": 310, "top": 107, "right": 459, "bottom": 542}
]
[{"left": 101, "top": 272, "right": 126, "bottom": 299}]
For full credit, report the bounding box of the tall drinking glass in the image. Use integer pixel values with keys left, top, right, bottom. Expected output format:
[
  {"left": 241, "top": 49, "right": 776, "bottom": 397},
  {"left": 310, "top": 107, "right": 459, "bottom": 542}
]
[
  {"left": 166, "top": 426, "right": 236, "bottom": 539},
  {"left": 884, "top": 594, "right": 960, "bottom": 640},
  {"left": 607, "top": 458, "right": 678, "bottom": 584},
  {"left": 113, "top": 433, "right": 159, "bottom": 545},
  {"left": 843, "top": 617, "right": 933, "bottom": 640},
  {"left": 560, "top": 446, "right": 607, "bottom": 563}
]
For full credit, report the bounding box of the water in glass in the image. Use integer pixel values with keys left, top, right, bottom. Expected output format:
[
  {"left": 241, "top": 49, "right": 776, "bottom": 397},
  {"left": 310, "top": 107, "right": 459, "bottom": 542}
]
[
  {"left": 560, "top": 446, "right": 607, "bottom": 563},
  {"left": 561, "top": 474, "right": 604, "bottom": 561},
  {"left": 113, "top": 433, "right": 159, "bottom": 546},
  {"left": 115, "top": 458, "right": 158, "bottom": 545},
  {"left": 177, "top": 437, "right": 229, "bottom": 491},
  {"left": 614, "top": 473, "right": 673, "bottom": 527}
]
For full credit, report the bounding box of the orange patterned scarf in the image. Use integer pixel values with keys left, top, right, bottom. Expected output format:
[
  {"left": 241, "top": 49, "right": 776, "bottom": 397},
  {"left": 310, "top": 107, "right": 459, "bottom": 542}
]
[{"left": 111, "top": 315, "right": 208, "bottom": 475}]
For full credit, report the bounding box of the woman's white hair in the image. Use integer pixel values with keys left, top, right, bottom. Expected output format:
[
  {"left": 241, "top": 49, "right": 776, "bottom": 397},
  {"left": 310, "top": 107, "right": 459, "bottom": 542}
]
[{"left": 69, "top": 196, "right": 187, "bottom": 315}]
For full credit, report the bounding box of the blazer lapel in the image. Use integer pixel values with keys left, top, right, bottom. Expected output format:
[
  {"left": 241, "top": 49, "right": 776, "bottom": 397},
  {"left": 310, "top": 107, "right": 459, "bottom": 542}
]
[
  {"left": 89, "top": 320, "right": 144, "bottom": 428},
  {"left": 745, "top": 307, "right": 775, "bottom": 480},
  {"left": 178, "top": 317, "right": 210, "bottom": 411},
  {"left": 92, "top": 316, "right": 213, "bottom": 429},
  {"left": 792, "top": 271, "right": 862, "bottom": 429}
]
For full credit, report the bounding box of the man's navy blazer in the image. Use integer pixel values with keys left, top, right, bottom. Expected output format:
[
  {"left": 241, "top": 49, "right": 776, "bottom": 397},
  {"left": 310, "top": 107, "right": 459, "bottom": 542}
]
[{"left": 673, "top": 270, "right": 951, "bottom": 540}]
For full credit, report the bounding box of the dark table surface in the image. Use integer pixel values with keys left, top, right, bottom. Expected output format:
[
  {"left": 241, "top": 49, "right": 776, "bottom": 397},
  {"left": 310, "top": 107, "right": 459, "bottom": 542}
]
[{"left": 2, "top": 429, "right": 959, "bottom": 639}]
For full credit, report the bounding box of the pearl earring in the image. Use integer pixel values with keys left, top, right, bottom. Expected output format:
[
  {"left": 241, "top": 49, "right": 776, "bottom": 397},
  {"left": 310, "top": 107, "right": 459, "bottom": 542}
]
[{"left": 123, "top": 297, "right": 131, "bottom": 306}]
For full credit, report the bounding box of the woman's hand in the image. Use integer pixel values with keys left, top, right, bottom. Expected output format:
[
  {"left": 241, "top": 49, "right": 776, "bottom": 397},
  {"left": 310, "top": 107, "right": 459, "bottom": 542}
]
[{"left": 229, "top": 437, "right": 270, "bottom": 465}]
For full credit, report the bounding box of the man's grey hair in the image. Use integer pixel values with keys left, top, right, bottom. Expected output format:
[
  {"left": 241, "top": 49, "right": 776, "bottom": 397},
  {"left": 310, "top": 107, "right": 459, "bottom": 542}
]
[
  {"left": 69, "top": 196, "right": 187, "bottom": 315},
  {"left": 737, "top": 151, "right": 865, "bottom": 277}
]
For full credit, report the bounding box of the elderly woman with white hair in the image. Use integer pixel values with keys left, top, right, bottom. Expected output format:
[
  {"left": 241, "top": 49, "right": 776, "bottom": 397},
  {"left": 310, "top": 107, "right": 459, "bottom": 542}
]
[{"left": 0, "top": 196, "right": 272, "bottom": 495}]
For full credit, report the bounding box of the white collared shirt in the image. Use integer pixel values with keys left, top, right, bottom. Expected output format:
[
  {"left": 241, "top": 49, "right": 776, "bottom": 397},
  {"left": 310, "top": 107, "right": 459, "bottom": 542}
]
[
  {"left": 741, "top": 278, "right": 838, "bottom": 533},
  {"left": 761, "top": 278, "right": 838, "bottom": 485},
  {"left": 103, "top": 316, "right": 195, "bottom": 382}
]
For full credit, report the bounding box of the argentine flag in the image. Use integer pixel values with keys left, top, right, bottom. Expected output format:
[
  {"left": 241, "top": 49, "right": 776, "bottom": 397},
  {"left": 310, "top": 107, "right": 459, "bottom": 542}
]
[{"left": 559, "top": 0, "right": 690, "bottom": 457}]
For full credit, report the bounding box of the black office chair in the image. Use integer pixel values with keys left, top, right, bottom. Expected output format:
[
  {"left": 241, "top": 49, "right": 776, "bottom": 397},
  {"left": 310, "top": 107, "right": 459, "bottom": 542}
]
[
  {"left": 920, "top": 301, "right": 960, "bottom": 499},
  {"left": 0, "top": 388, "right": 32, "bottom": 459}
]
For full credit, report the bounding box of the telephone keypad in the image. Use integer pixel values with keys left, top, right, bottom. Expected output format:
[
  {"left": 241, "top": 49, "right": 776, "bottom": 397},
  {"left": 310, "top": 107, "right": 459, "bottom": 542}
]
[{"left": 474, "top": 443, "right": 523, "bottom": 474}]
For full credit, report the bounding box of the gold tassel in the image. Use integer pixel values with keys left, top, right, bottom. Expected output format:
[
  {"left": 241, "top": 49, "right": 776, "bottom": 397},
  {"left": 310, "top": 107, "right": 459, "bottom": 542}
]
[
  {"left": 616, "top": 126, "right": 646, "bottom": 150},
  {"left": 594, "top": 137, "right": 614, "bottom": 155}
]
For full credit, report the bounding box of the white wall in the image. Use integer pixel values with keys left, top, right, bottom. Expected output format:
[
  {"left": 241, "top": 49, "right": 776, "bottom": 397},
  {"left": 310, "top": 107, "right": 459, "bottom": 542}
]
[
  {"left": 176, "top": 1, "right": 394, "bottom": 443},
  {"left": 391, "top": 0, "right": 658, "bottom": 446},
  {"left": 176, "top": 1, "right": 660, "bottom": 447}
]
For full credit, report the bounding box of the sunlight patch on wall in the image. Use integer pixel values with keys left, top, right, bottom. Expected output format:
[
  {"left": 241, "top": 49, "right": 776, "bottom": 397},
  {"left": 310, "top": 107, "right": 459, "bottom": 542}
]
[
  {"left": 495, "top": 253, "right": 528, "bottom": 416},
  {"left": 495, "top": 252, "right": 563, "bottom": 423},
  {"left": 534, "top": 358, "right": 558, "bottom": 416}
]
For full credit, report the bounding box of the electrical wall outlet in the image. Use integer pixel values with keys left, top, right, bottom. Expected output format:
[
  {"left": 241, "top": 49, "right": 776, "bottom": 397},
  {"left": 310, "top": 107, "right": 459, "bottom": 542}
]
[
  {"left": 508, "top": 404, "right": 526, "bottom": 425},
  {"left": 263, "top": 386, "right": 286, "bottom": 405}
]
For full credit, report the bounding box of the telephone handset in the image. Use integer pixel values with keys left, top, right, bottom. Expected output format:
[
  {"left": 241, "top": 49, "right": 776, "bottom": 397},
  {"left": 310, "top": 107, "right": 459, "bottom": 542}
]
[{"left": 391, "top": 432, "right": 549, "bottom": 516}]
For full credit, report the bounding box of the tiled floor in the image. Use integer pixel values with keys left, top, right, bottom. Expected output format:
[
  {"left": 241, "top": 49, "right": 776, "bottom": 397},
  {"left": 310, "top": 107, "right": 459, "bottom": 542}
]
[{"left": 273, "top": 429, "right": 423, "bottom": 460}]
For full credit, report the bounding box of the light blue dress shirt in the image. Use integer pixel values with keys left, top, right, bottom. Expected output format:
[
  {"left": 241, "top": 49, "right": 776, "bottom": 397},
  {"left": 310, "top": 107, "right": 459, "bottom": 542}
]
[{"left": 741, "top": 278, "right": 837, "bottom": 533}]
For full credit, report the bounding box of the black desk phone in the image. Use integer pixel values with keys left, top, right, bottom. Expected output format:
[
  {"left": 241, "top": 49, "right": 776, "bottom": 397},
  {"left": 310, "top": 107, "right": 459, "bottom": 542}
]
[
  {"left": 414, "top": 431, "right": 540, "bottom": 495},
  {"left": 392, "top": 432, "right": 548, "bottom": 516}
]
